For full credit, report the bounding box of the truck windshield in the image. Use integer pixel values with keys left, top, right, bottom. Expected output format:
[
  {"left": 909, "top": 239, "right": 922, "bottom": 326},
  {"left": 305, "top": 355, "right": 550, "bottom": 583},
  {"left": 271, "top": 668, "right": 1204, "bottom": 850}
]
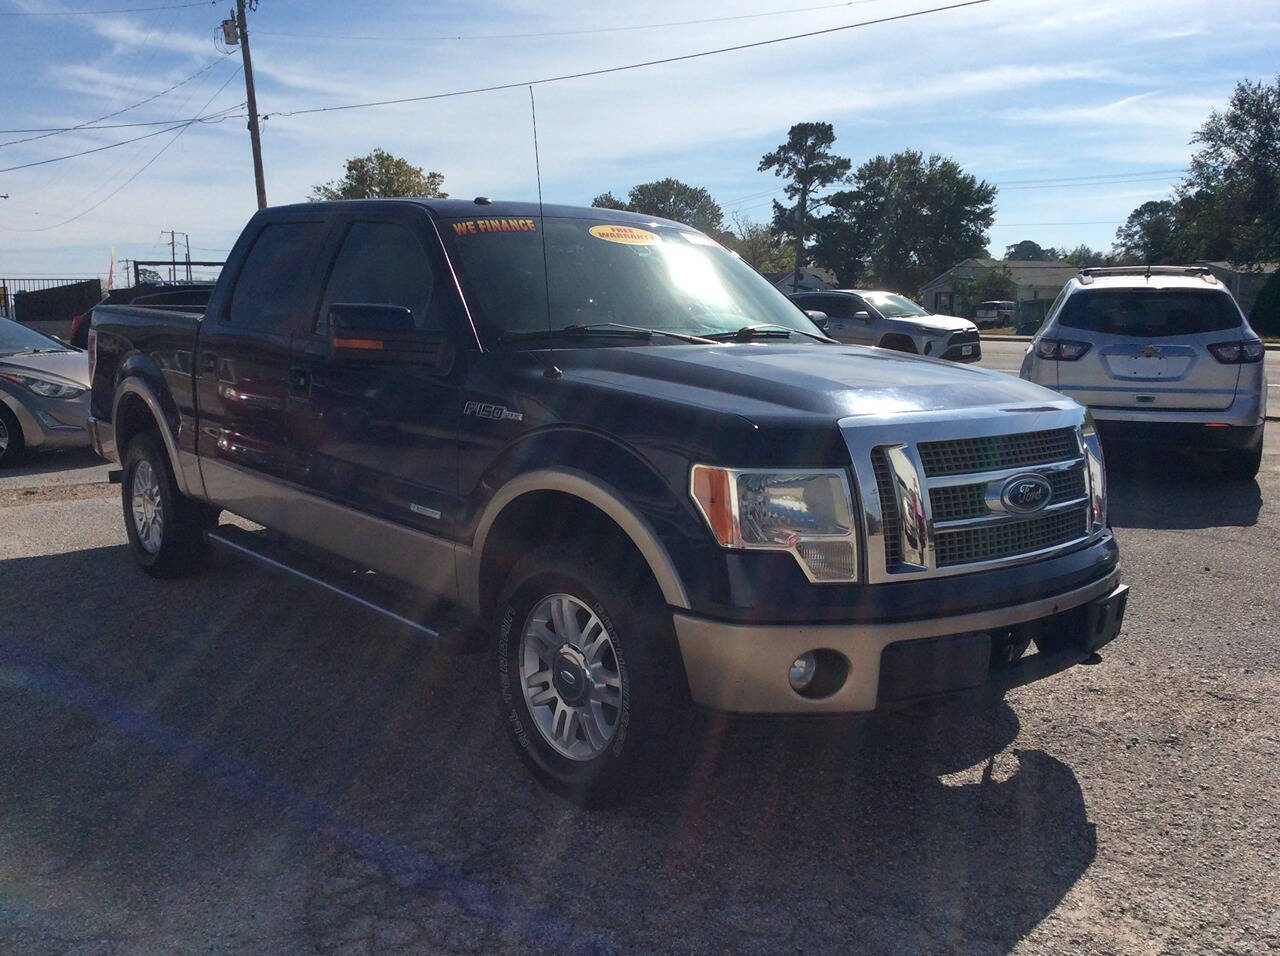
[
  {"left": 440, "top": 216, "right": 818, "bottom": 347},
  {"left": 1059, "top": 289, "right": 1241, "bottom": 337},
  {"left": 862, "top": 292, "right": 930, "bottom": 318}
]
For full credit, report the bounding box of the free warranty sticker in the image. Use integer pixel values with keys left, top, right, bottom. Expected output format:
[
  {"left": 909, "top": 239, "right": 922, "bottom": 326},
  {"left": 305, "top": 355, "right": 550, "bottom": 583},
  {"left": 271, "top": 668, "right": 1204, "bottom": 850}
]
[{"left": 589, "top": 224, "right": 659, "bottom": 245}]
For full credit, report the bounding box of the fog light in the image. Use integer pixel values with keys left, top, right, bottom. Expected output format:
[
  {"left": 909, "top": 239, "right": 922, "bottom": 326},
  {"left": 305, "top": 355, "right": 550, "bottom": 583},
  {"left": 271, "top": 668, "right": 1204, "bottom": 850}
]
[{"left": 788, "top": 653, "right": 817, "bottom": 691}]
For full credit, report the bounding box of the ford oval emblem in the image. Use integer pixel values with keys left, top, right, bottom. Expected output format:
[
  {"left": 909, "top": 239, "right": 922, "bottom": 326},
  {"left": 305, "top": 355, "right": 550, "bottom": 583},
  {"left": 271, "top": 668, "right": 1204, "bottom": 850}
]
[{"left": 1000, "top": 474, "right": 1052, "bottom": 514}]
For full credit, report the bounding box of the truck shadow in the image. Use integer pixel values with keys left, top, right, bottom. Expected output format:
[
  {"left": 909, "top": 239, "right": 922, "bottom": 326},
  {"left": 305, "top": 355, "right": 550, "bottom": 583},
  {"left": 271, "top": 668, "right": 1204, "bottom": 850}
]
[
  {"left": 1105, "top": 450, "right": 1262, "bottom": 530},
  {"left": 0, "top": 545, "right": 1095, "bottom": 954},
  {"left": 0, "top": 446, "right": 106, "bottom": 480}
]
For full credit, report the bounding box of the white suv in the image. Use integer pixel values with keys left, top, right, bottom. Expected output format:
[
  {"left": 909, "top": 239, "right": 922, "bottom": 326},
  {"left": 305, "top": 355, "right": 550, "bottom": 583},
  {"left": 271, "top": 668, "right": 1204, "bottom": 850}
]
[
  {"left": 1020, "top": 266, "right": 1267, "bottom": 479},
  {"left": 790, "top": 289, "right": 981, "bottom": 362}
]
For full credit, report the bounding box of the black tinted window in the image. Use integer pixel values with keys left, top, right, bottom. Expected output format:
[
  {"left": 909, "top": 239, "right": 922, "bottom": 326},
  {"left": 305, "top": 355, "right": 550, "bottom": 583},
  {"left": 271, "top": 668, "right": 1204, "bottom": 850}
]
[
  {"left": 318, "top": 222, "right": 436, "bottom": 331},
  {"left": 819, "top": 296, "right": 854, "bottom": 319},
  {"left": 1059, "top": 289, "right": 1242, "bottom": 337},
  {"left": 229, "top": 222, "right": 325, "bottom": 332}
]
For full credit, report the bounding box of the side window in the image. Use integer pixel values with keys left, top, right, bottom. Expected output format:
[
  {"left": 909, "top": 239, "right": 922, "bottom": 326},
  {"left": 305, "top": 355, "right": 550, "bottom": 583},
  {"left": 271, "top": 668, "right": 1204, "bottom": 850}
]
[
  {"left": 792, "top": 294, "right": 818, "bottom": 311},
  {"left": 822, "top": 296, "right": 854, "bottom": 320},
  {"left": 228, "top": 221, "right": 325, "bottom": 332},
  {"left": 317, "top": 221, "right": 437, "bottom": 332}
]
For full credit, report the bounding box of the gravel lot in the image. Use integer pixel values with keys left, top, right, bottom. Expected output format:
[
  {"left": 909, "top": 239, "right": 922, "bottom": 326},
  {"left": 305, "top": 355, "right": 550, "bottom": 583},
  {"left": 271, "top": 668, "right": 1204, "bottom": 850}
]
[{"left": 0, "top": 432, "right": 1276, "bottom": 955}]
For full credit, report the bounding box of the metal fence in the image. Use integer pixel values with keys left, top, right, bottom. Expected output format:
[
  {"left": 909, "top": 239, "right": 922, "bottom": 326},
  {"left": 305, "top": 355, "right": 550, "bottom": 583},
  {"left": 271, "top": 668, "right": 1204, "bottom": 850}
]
[{"left": 0, "top": 277, "right": 104, "bottom": 320}]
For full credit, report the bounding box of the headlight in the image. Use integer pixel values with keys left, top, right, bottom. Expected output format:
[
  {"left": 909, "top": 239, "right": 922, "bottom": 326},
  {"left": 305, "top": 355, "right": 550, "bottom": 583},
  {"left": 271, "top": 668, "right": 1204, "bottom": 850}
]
[
  {"left": 690, "top": 465, "right": 859, "bottom": 582},
  {"left": 1081, "top": 412, "right": 1107, "bottom": 530},
  {"left": 0, "top": 372, "right": 85, "bottom": 400}
]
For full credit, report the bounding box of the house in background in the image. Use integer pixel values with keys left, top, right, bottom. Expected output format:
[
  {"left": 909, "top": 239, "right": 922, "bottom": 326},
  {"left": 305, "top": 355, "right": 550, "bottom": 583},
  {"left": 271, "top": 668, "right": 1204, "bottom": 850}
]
[{"left": 919, "top": 259, "right": 1078, "bottom": 327}]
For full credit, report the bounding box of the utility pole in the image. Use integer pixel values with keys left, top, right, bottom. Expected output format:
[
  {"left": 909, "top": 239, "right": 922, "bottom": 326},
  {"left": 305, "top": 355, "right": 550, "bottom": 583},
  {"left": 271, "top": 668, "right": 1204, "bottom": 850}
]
[
  {"left": 184, "top": 233, "right": 192, "bottom": 281},
  {"left": 167, "top": 230, "right": 177, "bottom": 281},
  {"left": 231, "top": 0, "right": 268, "bottom": 209}
]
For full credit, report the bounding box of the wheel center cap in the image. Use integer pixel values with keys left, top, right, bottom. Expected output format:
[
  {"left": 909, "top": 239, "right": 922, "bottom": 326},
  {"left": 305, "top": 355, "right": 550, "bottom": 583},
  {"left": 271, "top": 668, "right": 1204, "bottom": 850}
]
[{"left": 552, "top": 646, "right": 590, "bottom": 707}]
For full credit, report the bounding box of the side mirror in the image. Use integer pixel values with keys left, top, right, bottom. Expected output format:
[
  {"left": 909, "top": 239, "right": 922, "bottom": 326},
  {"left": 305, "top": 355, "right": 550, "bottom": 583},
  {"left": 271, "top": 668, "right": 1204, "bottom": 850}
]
[
  {"left": 804, "top": 309, "right": 829, "bottom": 332},
  {"left": 853, "top": 310, "right": 872, "bottom": 321},
  {"left": 328, "top": 303, "right": 453, "bottom": 373}
]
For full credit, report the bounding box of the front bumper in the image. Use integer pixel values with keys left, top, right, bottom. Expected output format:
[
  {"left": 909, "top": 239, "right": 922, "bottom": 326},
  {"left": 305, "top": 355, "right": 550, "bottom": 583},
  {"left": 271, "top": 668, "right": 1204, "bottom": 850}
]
[
  {"left": 674, "top": 569, "right": 1125, "bottom": 714},
  {"left": 0, "top": 388, "right": 91, "bottom": 450}
]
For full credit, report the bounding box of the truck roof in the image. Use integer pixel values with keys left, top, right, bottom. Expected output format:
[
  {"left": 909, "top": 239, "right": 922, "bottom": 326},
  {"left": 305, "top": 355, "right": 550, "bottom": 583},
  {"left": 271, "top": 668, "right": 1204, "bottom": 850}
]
[{"left": 267, "top": 198, "right": 695, "bottom": 231}]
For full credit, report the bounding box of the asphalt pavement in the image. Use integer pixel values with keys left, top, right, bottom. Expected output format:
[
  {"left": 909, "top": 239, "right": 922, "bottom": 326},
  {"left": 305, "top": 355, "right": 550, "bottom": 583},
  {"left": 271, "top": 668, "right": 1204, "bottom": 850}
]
[{"left": 0, "top": 398, "right": 1277, "bottom": 953}]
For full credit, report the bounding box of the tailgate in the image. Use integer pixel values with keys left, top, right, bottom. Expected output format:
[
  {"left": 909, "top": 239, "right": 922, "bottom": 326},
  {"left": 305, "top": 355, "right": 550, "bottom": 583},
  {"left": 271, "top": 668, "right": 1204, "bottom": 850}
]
[{"left": 1059, "top": 335, "right": 1241, "bottom": 411}]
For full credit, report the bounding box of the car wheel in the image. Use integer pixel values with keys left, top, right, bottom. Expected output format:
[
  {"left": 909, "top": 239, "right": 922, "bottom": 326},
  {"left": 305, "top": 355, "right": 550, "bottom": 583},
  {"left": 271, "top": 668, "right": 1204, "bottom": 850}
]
[
  {"left": 0, "top": 404, "right": 24, "bottom": 467},
  {"left": 1221, "top": 440, "right": 1262, "bottom": 481},
  {"left": 494, "top": 538, "right": 685, "bottom": 806},
  {"left": 877, "top": 333, "right": 918, "bottom": 354},
  {"left": 121, "top": 431, "right": 212, "bottom": 577}
]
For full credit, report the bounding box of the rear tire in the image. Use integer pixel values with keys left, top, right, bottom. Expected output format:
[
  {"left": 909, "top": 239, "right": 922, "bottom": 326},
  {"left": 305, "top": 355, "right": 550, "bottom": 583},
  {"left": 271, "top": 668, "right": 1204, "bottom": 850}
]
[
  {"left": 1221, "top": 440, "right": 1262, "bottom": 481},
  {"left": 494, "top": 538, "right": 684, "bottom": 807},
  {"left": 0, "top": 404, "right": 25, "bottom": 467},
  {"left": 121, "top": 431, "right": 213, "bottom": 577}
]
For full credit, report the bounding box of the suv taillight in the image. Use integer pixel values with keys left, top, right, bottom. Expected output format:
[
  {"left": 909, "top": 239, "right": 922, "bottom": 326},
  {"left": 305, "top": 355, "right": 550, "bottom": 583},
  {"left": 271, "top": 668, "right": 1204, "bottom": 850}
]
[
  {"left": 1035, "top": 338, "right": 1091, "bottom": 361},
  {"left": 87, "top": 328, "right": 97, "bottom": 381},
  {"left": 1208, "top": 339, "right": 1263, "bottom": 364}
]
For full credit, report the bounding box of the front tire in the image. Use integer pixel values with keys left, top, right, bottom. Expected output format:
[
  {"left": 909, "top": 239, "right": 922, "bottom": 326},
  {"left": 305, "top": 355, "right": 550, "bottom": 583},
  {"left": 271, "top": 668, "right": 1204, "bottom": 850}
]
[
  {"left": 121, "top": 432, "right": 214, "bottom": 577},
  {"left": 494, "top": 539, "right": 684, "bottom": 806},
  {"left": 0, "top": 404, "right": 24, "bottom": 467}
]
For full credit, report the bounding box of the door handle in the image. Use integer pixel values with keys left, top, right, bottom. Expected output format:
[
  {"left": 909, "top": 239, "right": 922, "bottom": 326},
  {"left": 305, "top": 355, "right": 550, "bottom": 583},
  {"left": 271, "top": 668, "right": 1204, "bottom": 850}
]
[{"left": 289, "top": 367, "right": 312, "bottom": 394}]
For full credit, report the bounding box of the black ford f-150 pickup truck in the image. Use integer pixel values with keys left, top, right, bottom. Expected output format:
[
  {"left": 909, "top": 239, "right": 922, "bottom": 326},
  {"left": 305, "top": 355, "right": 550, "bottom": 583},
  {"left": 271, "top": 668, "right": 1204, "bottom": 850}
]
[{"left": 89, "top": 199, "right": 1127, "bottom": 804}]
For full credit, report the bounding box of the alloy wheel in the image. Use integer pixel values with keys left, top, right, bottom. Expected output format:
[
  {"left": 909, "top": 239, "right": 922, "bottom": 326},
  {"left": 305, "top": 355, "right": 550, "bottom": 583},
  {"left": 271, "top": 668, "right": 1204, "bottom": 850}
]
[
  {"left": 130, "top": 459, "right": 164, "bottom": 553},
  {"left": 519, "top": 592, "right": 623, "bottom": 761}
]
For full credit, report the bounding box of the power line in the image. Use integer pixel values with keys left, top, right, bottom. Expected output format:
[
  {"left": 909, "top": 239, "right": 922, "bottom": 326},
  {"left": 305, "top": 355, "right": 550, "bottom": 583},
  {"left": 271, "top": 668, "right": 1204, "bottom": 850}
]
[
  {"left": 0, "top": 0, "right": 214, "bottom": 15},
  {"left": 1, "top": 66, "right": 242, "bottom": 233},
  {"left": 257, "top": 0, "right": 891, "bottom": 43},
  {"left": 265, "top": 0, "right": 994, "bottom": 120},
  {"left": 0, "top": 55, "right": 232, "bottom": 148},
  {"left": 995, "top": 168, "right": 1187, "bottom": 185},
  {"left": 0, "top": 109, "right": 246, "bottom": 134},
  {"left": 1000, "top": 175, "right": 1181, "bottom": 191}
]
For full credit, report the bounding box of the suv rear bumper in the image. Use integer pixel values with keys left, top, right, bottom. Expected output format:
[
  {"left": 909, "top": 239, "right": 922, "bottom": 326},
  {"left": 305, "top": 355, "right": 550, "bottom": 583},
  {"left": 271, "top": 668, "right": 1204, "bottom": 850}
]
[{"left": 673, "top": 570, "right": 1125, "bottom": 714}]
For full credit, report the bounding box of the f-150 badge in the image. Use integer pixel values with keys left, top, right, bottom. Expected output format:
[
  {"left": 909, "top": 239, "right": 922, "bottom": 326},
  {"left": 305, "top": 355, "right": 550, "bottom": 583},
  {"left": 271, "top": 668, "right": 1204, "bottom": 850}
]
[{"left": 463, "top": 401, "right": 523, "bottom": 422}]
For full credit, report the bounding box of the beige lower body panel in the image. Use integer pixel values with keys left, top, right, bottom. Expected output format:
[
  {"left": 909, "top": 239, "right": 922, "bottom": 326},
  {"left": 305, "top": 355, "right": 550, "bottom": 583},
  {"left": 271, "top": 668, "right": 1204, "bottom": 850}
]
[{"left": 673, "top": 569, "right": 1119, "bottom": 714}]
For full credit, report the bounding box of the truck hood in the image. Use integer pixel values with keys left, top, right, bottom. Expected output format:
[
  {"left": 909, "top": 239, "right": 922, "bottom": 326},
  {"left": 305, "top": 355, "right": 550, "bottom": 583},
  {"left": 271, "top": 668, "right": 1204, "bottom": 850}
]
[
  {"left": 559, "top": 342, "right": 1065, "bottom": 423},
  {"left": 0, "top": 349, "right": 90, "bottom": 389}
]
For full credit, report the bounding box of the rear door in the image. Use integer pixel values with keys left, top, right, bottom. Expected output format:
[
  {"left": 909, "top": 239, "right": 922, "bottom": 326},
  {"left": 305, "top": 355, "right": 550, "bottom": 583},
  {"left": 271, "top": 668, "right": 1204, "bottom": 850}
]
[
  {"left": 815, "top": 294, "right": 873, "bottom": 344},
  {"left": 1054, "top": 286, "right": 1244, "bottom": 411},
  {"left": 197, "top": 216, "right": 328, "bottom": 497},
  {"left": 286, "top": 210, "right": 465, "bottom": 556}
]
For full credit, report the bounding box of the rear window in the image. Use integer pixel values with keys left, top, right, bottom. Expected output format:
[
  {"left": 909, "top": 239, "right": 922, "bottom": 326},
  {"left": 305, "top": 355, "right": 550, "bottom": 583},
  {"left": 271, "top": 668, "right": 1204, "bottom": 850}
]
[{"left": 1059, "top": 288, "right": 1242, "bottom": 337}]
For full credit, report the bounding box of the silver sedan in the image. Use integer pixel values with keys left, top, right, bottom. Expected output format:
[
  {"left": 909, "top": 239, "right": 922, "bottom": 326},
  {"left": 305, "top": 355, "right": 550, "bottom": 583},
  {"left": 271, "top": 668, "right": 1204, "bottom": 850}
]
[{"left": 0, "top": 317, "right": 92, "bottom": 466}]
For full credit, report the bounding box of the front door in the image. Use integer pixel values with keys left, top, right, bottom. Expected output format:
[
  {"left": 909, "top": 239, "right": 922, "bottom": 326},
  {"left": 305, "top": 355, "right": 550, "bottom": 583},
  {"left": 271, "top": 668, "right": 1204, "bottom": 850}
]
[
  {"left": 286, "top": 212, "right": 465, "bottom": 593},
  {"left": 197, "top": 216, "right": 329, "bottom": 505}
]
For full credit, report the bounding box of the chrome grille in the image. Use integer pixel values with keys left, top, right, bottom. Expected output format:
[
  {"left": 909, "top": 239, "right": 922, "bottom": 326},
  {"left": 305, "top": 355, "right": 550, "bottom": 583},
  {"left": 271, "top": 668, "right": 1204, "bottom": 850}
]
[
  {"left": 870, "top": 448, "right": 902, "bottom": 567},
  {"left": 928, "top": 466, "right": 1088, "bottom": 523},
  {"left": 917, "top": 428, "right": 1078, "bottom": 477},
  {"left": 935, "top": 506, "right": 1089, "bottom": 567},
  {"left": 846, "top": 405, "right": 1104, "bottom": 583}
]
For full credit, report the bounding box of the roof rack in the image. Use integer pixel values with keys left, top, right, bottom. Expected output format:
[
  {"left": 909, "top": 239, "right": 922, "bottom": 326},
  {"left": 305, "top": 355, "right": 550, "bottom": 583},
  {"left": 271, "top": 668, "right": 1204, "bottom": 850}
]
[{"left": 1077, "top": 265, "right": 1219, "bottom": 285}]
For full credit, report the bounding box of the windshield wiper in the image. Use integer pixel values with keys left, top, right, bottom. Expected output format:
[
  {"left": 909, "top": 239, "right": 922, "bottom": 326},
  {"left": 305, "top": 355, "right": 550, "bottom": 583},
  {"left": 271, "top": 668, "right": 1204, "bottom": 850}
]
[
  {"left": 498, "top": 323, "right": 716, "bottom": 345},
  {"left": 707, "top": 324, "right": 835, "bottom": 343}
]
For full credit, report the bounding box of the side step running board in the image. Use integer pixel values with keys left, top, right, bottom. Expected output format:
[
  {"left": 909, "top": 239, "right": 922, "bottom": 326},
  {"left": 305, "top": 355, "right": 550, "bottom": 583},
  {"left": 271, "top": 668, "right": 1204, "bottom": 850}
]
[{"left": 205, "top": 525, "right": 440, "bottom": 638}]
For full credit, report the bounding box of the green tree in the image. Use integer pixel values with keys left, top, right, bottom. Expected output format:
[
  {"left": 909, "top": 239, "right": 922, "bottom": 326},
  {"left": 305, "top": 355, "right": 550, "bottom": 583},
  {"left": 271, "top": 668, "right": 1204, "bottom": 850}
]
[
  {"left": 814, "top": 151, "right": 995, "bottom": 292},
  {"left": 310, "top": 149, "right": 447, "bottom": 200},
  {"left": 136, "top": 266, "right": 163, "bottom": 284},
  {"left": 722, "top": 212, "right": 796, "bottom": 274},
  {"left": 590, "top": 178, "right": 725, "bottom": 234},
  {"left": 758, "top": 122, "right": 851, "bottom": 292},
  {"left": 952, "top": 263, "right": 1015, "bottom": 317},
  {"left": 1063, "top": 244, "right": 1108, "bottom": 267},
  {"left": 1179, "top": 75, "right": 1280, "bottom": 266},
  {"left": 1004, "top": 239, "right": 1055, "bottom": 261},
  {"left": 1113, "top": 199, "right": 1182, "bottom": 263}
]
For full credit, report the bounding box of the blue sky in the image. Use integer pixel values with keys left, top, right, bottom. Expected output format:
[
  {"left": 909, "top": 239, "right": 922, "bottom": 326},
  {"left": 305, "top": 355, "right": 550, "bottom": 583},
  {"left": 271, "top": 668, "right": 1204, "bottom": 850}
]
[{"left": 1, "top": 0, "right": 1277, "bottom": 283}]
